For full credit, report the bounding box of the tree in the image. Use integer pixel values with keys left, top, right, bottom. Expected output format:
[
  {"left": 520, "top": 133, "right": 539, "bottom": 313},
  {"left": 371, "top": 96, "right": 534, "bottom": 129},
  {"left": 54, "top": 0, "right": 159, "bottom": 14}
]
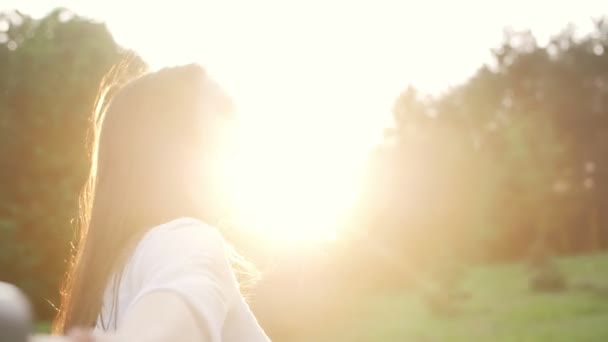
[
  {"left": 0, "top": 8, "right": 146, "bottom": 318},
  {"left": 356, "top": 19, "right": 608, "bottom": 286}
]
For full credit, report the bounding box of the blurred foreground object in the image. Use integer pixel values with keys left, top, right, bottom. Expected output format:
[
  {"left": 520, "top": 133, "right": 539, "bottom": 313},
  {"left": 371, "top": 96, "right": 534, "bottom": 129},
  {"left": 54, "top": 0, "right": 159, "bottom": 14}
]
[{"left": 0, "top": 282, "right": 32, "bottom": 342}]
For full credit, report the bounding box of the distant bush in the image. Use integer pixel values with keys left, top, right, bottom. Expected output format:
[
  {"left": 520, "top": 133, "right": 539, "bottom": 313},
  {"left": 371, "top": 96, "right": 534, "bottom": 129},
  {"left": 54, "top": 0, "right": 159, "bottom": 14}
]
[{"left": 527, "top": 243, "right": 567, "bottom": 292}]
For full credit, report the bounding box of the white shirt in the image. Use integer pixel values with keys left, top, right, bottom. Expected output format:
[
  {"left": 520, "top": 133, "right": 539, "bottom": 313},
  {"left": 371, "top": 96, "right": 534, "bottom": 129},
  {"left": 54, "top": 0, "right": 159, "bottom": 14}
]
[{"left": 95, "top": 217, "right": 270, "bottom": 342}]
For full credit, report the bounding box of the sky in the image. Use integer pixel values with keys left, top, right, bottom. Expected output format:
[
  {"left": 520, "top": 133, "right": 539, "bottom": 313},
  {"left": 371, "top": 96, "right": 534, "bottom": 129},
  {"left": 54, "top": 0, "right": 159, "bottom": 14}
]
[
  {"left": 8, "top": 1, "right": 608, "bottom": 119},
  {"left": 4, "top": 0, "right": 608, "bottom": 239}
]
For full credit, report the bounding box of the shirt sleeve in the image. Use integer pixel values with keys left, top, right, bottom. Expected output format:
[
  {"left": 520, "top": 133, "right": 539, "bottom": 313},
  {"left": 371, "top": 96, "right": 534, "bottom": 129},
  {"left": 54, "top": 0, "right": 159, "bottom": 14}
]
[{"left": 125, "top": 219, "right": 238, "bottom": 342}]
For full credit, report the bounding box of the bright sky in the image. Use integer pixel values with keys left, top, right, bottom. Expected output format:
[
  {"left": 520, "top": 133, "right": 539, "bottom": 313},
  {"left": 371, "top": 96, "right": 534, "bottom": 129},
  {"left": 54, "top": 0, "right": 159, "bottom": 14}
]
[{"left": 5, "top": 0, "right": 607, "bottom": 242}]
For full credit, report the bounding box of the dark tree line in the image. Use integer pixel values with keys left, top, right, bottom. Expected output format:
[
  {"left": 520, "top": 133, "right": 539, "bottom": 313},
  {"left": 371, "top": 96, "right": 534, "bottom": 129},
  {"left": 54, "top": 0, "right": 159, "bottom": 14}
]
[{"left": 361, "top": 20, "right": 608, "bottom": 276}]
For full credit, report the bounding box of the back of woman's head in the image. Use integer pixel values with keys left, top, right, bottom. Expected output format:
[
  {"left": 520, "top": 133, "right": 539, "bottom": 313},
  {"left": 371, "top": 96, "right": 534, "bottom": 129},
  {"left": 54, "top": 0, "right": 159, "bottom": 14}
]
[
  {"left": 53, "top": 63, "right": 234, "bottom": 333},
  {"left": 96, "top": 64, "right": 233, "bottom": 225}
]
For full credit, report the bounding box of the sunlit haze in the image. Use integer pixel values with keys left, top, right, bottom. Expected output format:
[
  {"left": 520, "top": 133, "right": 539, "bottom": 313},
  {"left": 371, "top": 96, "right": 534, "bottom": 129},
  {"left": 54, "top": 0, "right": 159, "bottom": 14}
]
[{"left": 7, "top": 0, "right": 607, "bottom": 244}]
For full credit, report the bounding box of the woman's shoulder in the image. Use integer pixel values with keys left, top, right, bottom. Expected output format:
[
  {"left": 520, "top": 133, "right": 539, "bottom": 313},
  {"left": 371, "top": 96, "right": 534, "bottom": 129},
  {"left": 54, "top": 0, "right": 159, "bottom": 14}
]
[
  {"left": 130, "top": 217, "right": 230, "bottom": 274},
  {"left": 155, "top": 216, "right": 219, "bottom": 234},
  {"left": 146, "top": 217, "right": 220, "bottom": 236},
  {"left": 109, "top": 218, "right": 245, "bottom": 337},
  {"left": 139, "top": 217, "right": 225, "bottom": 250}
]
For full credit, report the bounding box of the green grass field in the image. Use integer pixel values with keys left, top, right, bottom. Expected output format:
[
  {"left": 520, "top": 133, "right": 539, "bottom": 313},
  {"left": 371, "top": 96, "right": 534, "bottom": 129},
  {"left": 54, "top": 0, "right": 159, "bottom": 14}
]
[
  {"left": 293, "top": 253, "right": 608, "bottom": 342},
  {"left": 36, "top": 254, "right": 608, "bottom": 341}
]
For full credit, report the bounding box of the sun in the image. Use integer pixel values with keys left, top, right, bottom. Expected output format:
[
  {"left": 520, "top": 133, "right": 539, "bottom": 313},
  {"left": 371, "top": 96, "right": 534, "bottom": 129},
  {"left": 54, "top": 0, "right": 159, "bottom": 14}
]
[{"left": 220, "top": 104, "right": 370, "bottom": 246}]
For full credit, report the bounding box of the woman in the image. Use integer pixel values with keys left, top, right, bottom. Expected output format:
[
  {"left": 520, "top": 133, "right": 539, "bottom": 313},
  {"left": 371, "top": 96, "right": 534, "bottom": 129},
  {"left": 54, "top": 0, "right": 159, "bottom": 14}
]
[{"left": 45, "top": 64, "right": 270, "bottom": 341}]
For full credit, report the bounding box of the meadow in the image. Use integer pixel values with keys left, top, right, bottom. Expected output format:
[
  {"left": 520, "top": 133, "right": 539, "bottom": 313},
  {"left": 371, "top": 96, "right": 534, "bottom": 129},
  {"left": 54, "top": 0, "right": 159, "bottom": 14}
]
[{"left": 290, "top": 253, "right": 608, "bottom": 342}]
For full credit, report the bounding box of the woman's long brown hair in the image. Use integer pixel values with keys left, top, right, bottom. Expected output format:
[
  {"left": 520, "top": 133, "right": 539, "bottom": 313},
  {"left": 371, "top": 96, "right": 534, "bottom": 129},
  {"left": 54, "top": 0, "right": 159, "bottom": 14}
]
[{"left": 52, "top": 63, "right": 234, "bottom": 333}]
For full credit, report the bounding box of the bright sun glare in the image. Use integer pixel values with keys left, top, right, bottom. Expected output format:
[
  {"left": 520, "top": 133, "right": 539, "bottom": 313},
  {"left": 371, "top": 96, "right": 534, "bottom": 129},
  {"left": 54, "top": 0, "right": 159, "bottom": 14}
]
[{"left": 221, "top": 90, "right": 372, "bottom": 245}]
